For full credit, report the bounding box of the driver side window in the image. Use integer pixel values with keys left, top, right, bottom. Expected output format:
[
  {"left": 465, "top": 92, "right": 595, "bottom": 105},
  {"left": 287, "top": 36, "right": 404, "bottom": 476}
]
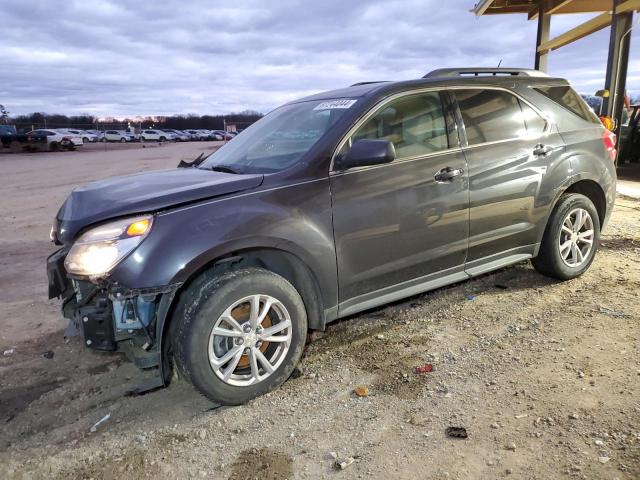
[{"left": 345, "top": 91, "right": 448, "bottom": 160}]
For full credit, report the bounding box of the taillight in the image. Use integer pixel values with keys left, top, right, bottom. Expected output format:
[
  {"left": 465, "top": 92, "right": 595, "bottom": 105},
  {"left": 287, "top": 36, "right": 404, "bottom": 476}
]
[{"left": 602, "top": 129, "right": 617, "bottom": 162}]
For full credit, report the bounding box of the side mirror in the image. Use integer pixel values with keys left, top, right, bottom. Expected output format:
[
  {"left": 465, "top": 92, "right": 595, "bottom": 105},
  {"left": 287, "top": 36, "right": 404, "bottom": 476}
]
[{"left": 337, "top": 139, "right": 396, "bottom": 171}]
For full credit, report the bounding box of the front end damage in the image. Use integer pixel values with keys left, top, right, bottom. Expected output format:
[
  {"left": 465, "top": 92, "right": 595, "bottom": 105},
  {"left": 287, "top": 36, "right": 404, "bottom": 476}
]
[{"left": 47, "top": 247, "right": 181, "bottom": 392}]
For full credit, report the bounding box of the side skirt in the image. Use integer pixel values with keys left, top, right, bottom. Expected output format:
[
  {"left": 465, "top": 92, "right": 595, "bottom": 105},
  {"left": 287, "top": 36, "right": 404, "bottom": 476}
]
[{"left": 334, "top": 244, "right": 538, "bottom": 321}]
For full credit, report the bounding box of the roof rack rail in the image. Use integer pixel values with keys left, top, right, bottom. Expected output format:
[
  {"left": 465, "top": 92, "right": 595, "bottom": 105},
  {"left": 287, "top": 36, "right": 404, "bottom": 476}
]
[
  {"left": 350, "top": 81, "right": 389, "bottom": 87},
  {"left": 424, "top": 68, "right": 549, "bottom": 78}
]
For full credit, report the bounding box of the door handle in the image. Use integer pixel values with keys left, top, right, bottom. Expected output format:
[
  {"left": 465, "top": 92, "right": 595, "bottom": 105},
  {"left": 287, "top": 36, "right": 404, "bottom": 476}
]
[
  {"left": 434, "top": 167, "right": 464, "bottom": 183},
  {"left": 533, "top": 143, "right": 553, "bottom": 156}
]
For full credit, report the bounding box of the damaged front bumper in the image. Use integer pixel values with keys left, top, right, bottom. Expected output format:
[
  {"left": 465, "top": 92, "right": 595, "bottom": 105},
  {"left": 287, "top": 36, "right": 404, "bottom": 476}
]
[{"left": 47, "top": 247, "right": 182, "bottom": 374}]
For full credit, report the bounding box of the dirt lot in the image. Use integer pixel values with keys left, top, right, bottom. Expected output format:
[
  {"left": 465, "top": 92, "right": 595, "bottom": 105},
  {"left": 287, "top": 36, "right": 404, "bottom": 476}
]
[{"left": 0, "top": 145, "right": 638, "bottom": 479}]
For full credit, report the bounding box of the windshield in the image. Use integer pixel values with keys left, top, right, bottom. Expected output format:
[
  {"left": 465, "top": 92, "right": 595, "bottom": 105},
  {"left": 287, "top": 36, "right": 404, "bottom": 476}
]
[{"left": 199, "top": 99, "right": 355, "bottom": 174}]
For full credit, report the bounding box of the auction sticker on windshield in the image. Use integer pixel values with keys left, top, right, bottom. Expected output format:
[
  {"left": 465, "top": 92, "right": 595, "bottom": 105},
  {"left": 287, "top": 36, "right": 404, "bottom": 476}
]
[{"left": 313, "top": 99, "right": 357, "bottom": 110}]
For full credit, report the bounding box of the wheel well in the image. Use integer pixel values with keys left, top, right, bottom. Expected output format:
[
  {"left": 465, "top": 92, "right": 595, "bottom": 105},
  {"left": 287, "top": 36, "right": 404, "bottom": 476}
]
[
  {"left": 564, "top": 180, "right": 606, "bottom": 229},
  {"left": 162, "top": 248, "right": 325, "bottom": 348}
]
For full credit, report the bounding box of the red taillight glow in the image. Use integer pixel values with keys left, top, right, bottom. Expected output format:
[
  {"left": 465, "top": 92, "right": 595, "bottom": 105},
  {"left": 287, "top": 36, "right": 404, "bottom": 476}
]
[{"left": 602, "top": 129, "right": 617, "bottom": 162}]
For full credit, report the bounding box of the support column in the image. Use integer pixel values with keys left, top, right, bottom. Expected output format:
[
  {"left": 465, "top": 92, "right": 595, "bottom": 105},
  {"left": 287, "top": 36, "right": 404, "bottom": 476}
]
[
  {"left": 535, "top": 2, "right": 551, "bottom": 72},
  {"left": 603, "top": 0, "right": 633, "bottom": 142}
]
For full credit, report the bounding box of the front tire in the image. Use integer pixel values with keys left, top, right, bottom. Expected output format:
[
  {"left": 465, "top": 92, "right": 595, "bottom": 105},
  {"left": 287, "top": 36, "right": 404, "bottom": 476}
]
[
  {"left": 173, "top": 268, "right": 307, "bottom": 405},
  {"left": 532, "top": 193, "right": 600, "bottom": 280}
]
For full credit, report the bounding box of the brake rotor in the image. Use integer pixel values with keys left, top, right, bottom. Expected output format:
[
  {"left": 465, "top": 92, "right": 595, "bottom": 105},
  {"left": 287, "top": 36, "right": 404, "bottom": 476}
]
[{"left": 230, "top": 303, "right": 272, "bottom": 368}]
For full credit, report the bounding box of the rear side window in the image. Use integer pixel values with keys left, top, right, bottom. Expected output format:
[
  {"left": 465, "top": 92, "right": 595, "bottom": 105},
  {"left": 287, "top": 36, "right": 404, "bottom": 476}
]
[
  {"left": 519, "top": 101, "right": 547, "bottom": 135},
  {"left": 455, "top": 89, "right": 527, "bottom": 145},
  {"left": 350, "top": 91, "right": 448, "bottom": 159},
  {"left": 533, "top": 85, "right": 599, "bottom": 124}
]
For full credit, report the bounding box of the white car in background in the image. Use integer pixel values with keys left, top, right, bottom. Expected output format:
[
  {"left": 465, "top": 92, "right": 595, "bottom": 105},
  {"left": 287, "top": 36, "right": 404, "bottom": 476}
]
[
  {"left": 27, "top": 129, "right": 84, "bottom": 151},
  {"left": 164, "top": 129, "right": 190, "bottom": 141},
  {"left": 65, "top": 129, "right": 99, "bottom": 143},
  {"left": 100, "top": 130, "right": 135, "bottom": 142},
  {"left": 139, "top": 129, "right": 170, "bottom": 142}
]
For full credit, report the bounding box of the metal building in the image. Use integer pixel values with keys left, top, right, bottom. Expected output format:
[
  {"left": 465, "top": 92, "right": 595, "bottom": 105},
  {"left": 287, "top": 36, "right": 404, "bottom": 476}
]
[{"left": 472, "top": 0, "right": 638, "bottom": 147}]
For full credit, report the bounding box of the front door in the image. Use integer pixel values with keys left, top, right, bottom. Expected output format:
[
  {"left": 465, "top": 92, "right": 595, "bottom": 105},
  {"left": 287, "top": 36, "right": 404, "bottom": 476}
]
[{"left": 330, "top": 90, "right": 469, "bottom": 315}]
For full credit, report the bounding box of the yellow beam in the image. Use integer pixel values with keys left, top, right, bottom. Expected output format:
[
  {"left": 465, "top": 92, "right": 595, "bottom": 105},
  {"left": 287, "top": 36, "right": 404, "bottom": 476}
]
[
  {"left": 554, "top": 0, "right": 611, "bottom": 14},
  {"left": 530, "top": 0, "right": 611, "bottom": 20},
  {"left": 537, "top": 11, "right": 612, "bottom": 53},
  {"left": 618, "top": 0, "right": 640, "bottom": 13},
  {"left": 530, "top": 0, "right": 572, "bottom": 20}
]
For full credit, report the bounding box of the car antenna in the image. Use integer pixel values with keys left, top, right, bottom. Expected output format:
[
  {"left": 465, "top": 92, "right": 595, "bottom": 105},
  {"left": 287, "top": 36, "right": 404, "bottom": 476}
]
[{"left": 497, "top": 58, "right": 503, "bottom": 68}]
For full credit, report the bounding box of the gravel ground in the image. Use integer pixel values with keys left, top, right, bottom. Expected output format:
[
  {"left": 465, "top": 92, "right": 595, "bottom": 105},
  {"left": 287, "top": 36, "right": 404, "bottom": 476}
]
[{"left": 0, "top": 146, "right": 638, "bottom": 479}]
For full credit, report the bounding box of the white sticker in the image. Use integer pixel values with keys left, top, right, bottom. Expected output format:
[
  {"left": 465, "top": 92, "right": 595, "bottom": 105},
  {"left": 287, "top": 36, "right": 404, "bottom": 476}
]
[{"left": 314, "top": 99, "right": 357, "bottom": 110}]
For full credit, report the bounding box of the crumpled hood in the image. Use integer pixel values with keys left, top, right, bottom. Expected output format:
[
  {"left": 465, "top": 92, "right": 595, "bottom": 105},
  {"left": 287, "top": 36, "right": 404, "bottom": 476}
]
[{"left": 56, "top": 168, "right": 263, "bottom": 242}]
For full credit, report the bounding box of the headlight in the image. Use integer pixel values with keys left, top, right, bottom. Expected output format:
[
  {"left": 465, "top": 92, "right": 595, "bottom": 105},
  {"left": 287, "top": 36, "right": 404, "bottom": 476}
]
[{"left": 64, "top": 216, "right": 153, "bottom": 277}]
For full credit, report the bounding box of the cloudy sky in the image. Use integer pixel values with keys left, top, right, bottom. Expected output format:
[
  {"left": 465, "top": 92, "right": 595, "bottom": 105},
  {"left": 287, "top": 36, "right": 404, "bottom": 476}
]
[{"left": 1, "top": 0, "right": 638, "bottom": 117}]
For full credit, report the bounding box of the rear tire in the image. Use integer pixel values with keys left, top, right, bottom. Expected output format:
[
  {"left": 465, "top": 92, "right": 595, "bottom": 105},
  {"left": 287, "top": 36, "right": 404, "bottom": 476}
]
[
  {"left": 140, "top": 137, "right": 146, "bottom": 143},
  {"left": 120, "top": 137, "right": 126, "bottom": 143},
  {"left": 49, "top": 141, "right": 59, "bottom": 152},
  {"left": 173, "top": 268, "right": 307, "bottom": 405},
  {"left": 532, "top": 193, "right": 600, "bottom": 280}
]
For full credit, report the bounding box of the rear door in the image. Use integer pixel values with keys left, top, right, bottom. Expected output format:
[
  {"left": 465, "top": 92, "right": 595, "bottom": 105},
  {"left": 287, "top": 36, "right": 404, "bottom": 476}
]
[
  {"left": 452, "top": 88, "right": 565, "bottom": 272},
  {"left": 330, "top": 90, "right": 469, "bottom": 314}
]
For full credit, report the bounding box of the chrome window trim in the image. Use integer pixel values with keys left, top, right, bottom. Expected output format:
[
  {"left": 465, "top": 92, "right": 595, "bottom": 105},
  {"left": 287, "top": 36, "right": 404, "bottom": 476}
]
[
  {"left": 447, "top": 86, "right": 551, "bottom": 147},
  {"left": 330, "top": 85, "right": 552, "bottom": 173}
]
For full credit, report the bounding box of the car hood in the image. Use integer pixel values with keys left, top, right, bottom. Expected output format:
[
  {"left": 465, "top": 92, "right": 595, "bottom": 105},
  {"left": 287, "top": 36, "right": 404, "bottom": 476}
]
[{"left": 56, "top": 168, "right": 263, "bottom": 242}]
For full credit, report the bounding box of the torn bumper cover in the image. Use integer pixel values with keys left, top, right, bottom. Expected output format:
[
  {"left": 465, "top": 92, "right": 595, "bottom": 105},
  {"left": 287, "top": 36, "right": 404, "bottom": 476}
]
[{"left": 47, "top": 247, "right": 182, "bottom": 372}]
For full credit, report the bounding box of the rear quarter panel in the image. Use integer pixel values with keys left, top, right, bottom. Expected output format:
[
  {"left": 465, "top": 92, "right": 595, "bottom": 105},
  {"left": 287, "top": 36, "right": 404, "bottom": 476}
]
[{"left": 516, "top": 85, "right": 616, "bottom": 231}]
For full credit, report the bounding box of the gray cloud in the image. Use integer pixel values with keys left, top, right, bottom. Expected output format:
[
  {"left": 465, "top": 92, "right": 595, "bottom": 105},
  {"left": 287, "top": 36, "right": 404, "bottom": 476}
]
[{"left": 1, "top": 0, "right": 638, "bottom": 117}]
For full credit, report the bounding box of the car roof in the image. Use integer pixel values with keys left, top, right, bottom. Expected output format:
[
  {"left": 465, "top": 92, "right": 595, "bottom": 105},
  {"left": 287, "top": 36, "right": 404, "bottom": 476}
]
[{"left": 288, "top": 74, "right": 570, "bottom": 105}]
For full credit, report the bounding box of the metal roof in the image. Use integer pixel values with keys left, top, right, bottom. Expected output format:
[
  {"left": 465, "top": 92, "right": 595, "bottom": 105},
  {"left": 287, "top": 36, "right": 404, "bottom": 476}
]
[{"left": 472, "top": 0, "right": 637, "bottom": 17}]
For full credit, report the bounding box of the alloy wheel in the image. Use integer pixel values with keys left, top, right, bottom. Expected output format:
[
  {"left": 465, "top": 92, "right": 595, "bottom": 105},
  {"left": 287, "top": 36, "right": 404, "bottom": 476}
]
[
  {"left": 558, "top": 208, "right": 594, "bottom": 267},
  {"left": 207, "top": 294, "right": 292, "bottom": 387}
]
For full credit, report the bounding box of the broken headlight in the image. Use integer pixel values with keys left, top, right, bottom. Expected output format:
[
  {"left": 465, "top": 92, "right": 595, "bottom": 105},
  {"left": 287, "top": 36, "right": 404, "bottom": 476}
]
[{"left": 64, "top": 216, "right": 153, "bottom": 277}]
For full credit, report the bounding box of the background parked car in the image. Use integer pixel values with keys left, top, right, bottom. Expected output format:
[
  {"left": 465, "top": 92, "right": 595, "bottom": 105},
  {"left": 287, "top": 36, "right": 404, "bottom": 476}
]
[
  {"left": 160, "top": 129, "right": 181, "bottom": 141},
  {"left": 186, "top": 129, "right": 209, "bottom": 141},
  {"left": 27, "top": 129, "right": 83, "bottom": 151},
  {"left": 140, "top": 129, "right": 170, "bottom": 142},
  {"left": 210, "top": 130, "right": 232, "bottom": 140},
  {"left": 0, "top": 125, "right": 48, "bottom": 152},
  {"left": 181, "top": 130, "right": 199, "bottom": 141},
  {"left": 100, "top": 130, "right": 135, "bottom": 142},
  {"left": 65, "top": 129, "right": 98, "bottom": 143}
]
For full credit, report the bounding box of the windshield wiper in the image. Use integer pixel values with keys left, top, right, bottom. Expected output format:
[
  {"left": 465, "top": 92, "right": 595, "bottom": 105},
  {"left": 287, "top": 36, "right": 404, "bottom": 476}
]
[{"left": 206, "top": 165, "right": 242, "bottom": 174}]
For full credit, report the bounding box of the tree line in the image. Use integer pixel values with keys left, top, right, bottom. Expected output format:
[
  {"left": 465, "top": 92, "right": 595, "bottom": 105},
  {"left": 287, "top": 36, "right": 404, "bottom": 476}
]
[{"left": 0, "top": 108, "right": 263, "bottom": 132}]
